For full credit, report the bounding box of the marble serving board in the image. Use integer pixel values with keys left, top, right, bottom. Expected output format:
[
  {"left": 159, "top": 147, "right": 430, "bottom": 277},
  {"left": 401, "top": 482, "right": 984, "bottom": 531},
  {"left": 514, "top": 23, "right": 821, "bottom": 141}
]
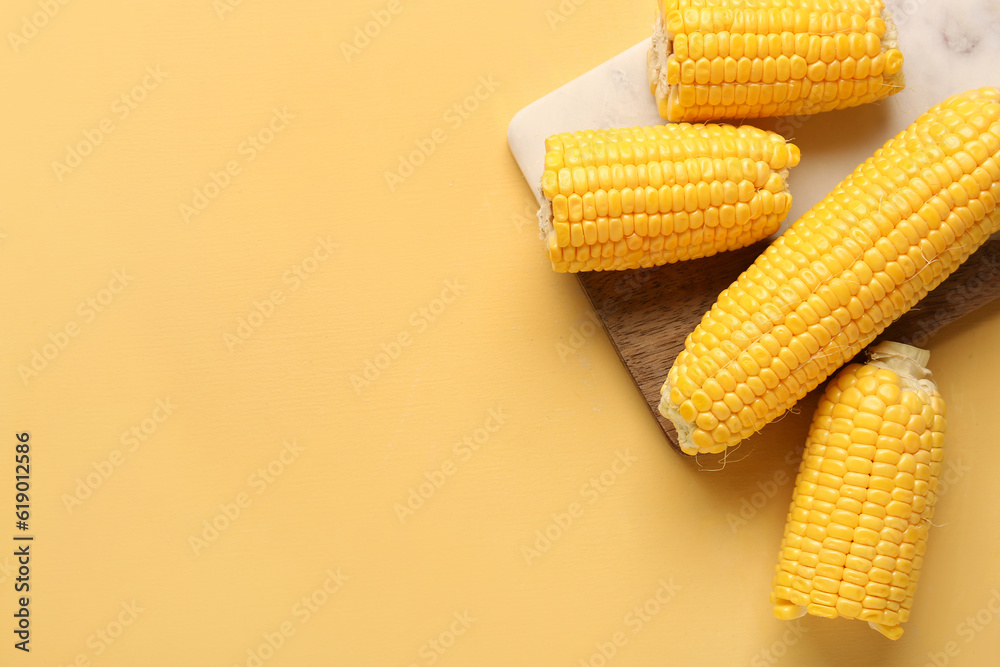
[{"left": 507, "top": 1, "right": 1000, "bottom": 451}]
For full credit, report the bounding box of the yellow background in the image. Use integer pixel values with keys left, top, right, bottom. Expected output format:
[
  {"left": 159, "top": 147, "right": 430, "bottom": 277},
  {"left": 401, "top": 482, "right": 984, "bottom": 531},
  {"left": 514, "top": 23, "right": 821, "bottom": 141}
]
[{"left": 3, "top": 0, "right": 999, "bottom": 665}]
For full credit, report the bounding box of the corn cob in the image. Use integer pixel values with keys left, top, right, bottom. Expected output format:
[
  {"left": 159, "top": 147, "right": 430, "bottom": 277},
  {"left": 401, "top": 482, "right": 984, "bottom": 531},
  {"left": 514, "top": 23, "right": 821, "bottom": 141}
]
[
  {"left": 540, "top": 124, "right": 800, "bottom": 272},
  {"left": 659, "top": 87, "right": 1000, "bottom": 455},
  {"left": 648, "top": 0, "right": 905, "bottom": 122},
  {"left": 770, "top": 342, "right": 945, "bottom": 640}
]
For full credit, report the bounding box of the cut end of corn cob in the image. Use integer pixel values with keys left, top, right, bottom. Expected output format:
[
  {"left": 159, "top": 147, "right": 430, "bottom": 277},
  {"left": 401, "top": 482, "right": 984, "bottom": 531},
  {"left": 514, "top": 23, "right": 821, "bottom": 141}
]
[
  {"left": 648, "top": 0, "right": 905, "bottom": 122},
  {"left": 540, "top": 124, "right": 800, "bottom": 272},
  {"left": 659, "top": 87, "right": 1000, "bottom": 455},
  {"left": 769, "top": 341, "right": 946, "bottom": 640}
]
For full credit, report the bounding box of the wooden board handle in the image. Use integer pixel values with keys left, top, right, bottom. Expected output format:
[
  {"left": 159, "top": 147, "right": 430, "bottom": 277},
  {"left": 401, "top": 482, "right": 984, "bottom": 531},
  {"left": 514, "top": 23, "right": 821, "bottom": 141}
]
[
  {"left": 878, "top": 240, "right": 1000, "bottom": 346},
  {"left": 578, "top": 240, "right": 1000, "bottom": 452}
]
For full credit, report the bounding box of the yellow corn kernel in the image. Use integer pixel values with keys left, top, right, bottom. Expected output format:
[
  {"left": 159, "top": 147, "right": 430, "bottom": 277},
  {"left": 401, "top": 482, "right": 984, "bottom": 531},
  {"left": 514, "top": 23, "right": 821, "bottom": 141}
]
[
  {"left": 659, "top": 88, "right": 1000, "bottom": 454},
  {"left": 540, "top": 124, "right": 800, "bottom": 272},
  {"left": 649, "top": 0, "right": 905, "bottom": 122},
  {"left": 770, "top": 343, "right": 946, "bottom": 640}
]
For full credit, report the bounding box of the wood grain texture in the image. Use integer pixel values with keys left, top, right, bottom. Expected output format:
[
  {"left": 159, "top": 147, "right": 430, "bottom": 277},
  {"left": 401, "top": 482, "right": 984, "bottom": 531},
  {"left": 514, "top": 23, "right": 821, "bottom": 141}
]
[{"left": 580, "top": 240, "right": 1000, "bottom": 452}]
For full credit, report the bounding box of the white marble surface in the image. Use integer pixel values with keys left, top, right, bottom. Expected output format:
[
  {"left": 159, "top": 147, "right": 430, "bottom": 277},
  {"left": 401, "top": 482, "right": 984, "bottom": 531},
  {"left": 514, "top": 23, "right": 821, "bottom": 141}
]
[
  {"left": 508, "top": 0, "right": 1000, "bottom": 236},
  {"left": 508, "top": 41, "right": 658, "bottom": 207}
]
